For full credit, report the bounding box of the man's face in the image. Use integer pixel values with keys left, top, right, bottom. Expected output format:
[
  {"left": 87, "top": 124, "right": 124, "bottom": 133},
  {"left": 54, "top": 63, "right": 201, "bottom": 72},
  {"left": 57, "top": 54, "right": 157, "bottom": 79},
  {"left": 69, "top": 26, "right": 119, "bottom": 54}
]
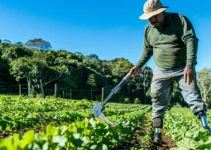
[{"left": 149, "top": 12, "right": 165, "bottom": 27}]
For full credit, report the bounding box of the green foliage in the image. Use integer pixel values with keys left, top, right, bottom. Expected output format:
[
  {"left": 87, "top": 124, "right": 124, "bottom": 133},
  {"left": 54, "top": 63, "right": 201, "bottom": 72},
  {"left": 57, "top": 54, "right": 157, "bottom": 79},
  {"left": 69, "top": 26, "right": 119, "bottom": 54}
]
[
  {"left": 134, "top": 98, "right": 141, "bottom": 104},
  {"left": 25, "top": 38, "right": 52, "bottom": 50},
  {"left": 146, "top": 88, "right": 151, "bottom": 97},
  {"left": 86, "top": 54, "right": 98, "bottom": 59},
  {"left": 197, "top": 68, "right": 211, "bottom": 107},
  {"left": 9, "top": 57, "right": 33, "bottom": 81},
  {"left": 87, "top": 74, "right": 97, "bottom": 87},
  {"left": 171, "top": 81, "right": 185, "bottom": 107},
  {"left": 58, "top": 77, "right": 78, "bottom": 89},
  {"left": 94, "top": 95, "right": 100, "bottom": 102},
  {"left": 0, "top": 41, "right": 154, "bottom": 101},
  {"left": 0, "top": 95, "right": 151, "bottom": 149},
  {"left": 124, "top": 97, "right": 130, "bottom": 103},
  {"left": 0, "top": 44, "right": 33, "bottom": 62},
  {"left": 110, "top": 58, "right": 133, "bottom": 77},
  {"left": 1, "top": 95, "right": 211, "bottom": 149},
  {"left": 164, "top": 107, "right": 211, "bottom": 150},
  {"left": 3, "top": 39, "right": 11, "bottom": 44}
]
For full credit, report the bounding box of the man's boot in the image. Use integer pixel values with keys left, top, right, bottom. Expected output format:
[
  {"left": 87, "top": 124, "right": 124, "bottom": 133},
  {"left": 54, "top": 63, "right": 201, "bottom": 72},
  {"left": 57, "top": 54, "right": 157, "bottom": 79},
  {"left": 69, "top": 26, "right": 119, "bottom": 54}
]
[{"left": 153, "top": 117, "right": 163, "bottom": 144}]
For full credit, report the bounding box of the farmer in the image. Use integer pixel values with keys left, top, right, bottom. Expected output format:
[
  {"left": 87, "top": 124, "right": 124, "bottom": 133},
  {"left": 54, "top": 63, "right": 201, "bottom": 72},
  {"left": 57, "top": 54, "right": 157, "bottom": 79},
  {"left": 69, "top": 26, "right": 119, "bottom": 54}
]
[{"left": 127, "top": 0, "right": 208, "bottom": 144}]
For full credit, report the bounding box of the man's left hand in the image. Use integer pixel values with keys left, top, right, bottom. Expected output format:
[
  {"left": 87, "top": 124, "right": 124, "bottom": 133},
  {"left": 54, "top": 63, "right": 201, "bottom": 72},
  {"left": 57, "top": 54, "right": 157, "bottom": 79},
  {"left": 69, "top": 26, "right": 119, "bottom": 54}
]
[{"left": 184, "top": 67, "right": 194, "bottom": 85}]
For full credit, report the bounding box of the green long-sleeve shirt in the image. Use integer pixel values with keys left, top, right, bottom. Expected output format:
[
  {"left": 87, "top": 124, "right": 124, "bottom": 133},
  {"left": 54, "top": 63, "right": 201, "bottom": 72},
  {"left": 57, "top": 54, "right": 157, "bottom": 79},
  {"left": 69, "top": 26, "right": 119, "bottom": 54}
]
[{"left": 136, "top": 12, "right": 198, "bottom": 69}]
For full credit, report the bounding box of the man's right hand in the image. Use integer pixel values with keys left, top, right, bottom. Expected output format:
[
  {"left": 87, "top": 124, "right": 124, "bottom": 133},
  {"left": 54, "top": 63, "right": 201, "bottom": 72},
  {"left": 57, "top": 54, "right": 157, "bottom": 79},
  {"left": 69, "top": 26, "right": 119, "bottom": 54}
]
[{"left": 125, "top": 66, "right": 139, "bottom": 79}]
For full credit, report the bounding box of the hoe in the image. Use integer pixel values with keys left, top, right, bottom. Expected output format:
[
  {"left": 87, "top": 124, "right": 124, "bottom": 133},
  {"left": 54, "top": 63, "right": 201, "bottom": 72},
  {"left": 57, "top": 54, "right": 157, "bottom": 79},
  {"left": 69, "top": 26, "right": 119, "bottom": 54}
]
[{"left": 92, "top": 74, "right": 130, "bottom": 126}]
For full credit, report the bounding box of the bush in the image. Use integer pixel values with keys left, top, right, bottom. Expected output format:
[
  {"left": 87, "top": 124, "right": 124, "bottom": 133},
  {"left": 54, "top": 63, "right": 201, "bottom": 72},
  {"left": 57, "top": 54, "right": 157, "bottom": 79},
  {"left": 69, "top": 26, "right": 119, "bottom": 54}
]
[
  {"left": 36, "top": 94, "right": 43, "bottom": 98},
  {"left": 124, "top": 98, "right": 130, "bottom": 103},
  {"left": 95, "top": 95, "right": 101, "bottom": 102},
  {"left": 134, "top": 98, "right": 141, "bottom": 104}
]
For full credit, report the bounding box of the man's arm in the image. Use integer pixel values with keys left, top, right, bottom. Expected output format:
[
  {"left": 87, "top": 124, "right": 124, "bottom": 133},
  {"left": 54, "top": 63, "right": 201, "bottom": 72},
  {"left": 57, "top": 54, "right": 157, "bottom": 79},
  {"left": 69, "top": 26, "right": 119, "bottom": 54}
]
[
  {"left": 136, "top": 27, "right": 153, "bottom": 68},
  {"left": 128, "top": 27, "right": 153, "bottom": 78},
  {"left": 178, "top": 14, "right": 198, "bottom": 68},
  {"left": 178, "top": 14, "right": 198, "bottom": 84}
]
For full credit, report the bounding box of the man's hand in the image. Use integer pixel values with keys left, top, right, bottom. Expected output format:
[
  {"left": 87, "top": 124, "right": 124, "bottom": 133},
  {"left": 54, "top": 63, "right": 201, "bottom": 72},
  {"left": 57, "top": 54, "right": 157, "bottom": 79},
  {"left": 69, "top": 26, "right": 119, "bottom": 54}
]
[
  {"left": 125, "top": 66, "right": 139, "bottom": 80},
  {"left": 184, "top": 67, "right": 194, "bottom": 85}
]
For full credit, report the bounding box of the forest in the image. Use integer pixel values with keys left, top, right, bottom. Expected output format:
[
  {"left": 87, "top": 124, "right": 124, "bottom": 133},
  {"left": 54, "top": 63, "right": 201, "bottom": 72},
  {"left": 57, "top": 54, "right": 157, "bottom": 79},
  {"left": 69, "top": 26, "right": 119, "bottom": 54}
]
[{"left": 0, "top": 38, "right": 210, "bottom": 107}]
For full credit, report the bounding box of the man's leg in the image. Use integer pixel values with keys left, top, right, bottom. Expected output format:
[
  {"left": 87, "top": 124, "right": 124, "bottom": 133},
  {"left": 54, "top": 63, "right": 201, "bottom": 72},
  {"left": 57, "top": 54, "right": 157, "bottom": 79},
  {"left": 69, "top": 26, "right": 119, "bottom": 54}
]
[
  {"left": 176, "top": 68, "right": 208, "bottom": 130},
  {"left": 176, "top": 72, "right": 206, "bottom": 116},
  {"left": 151, "top": 66, "right": 173, "bottom": 143}
]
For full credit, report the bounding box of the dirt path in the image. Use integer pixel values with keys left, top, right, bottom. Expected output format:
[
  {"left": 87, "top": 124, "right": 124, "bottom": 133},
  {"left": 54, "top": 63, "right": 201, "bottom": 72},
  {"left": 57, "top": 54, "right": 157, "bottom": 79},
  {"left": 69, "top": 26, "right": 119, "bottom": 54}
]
[
  {"left": 114, "top": 124, "right": 177, "bottom": 150},
  {"left": 0, "top": 121, "right": 61, "bottom": 138},
  {"left": 149, "top": 129, "right": 176, "bottom": 150},
  {"left": 0, "top": 126, "right": 46, "bottom": 138}
]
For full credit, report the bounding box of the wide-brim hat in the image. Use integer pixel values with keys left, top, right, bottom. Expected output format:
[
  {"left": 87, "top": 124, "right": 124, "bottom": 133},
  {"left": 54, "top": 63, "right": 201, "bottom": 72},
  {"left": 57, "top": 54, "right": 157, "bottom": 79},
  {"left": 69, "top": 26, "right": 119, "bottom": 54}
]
[{"left": 139, "top": 0, "right": 168, "bottom": 20}]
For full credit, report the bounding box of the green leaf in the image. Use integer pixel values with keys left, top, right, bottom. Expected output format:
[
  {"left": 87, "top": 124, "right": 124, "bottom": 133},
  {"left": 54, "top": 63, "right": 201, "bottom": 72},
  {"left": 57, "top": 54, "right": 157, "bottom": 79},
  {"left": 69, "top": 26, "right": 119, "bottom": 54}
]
[
  {"left": 19, "top": 130, "right": 35, "bottom": 149},
  {"left": 52, "top": 135, "right": 67, "bottom": 147}
]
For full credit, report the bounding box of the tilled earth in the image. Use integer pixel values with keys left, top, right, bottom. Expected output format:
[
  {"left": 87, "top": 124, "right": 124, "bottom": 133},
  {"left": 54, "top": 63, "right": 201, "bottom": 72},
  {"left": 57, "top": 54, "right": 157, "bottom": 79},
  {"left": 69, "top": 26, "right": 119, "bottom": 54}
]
[{"left": 114, "top": 126, "right": 176, "bottom": 150}]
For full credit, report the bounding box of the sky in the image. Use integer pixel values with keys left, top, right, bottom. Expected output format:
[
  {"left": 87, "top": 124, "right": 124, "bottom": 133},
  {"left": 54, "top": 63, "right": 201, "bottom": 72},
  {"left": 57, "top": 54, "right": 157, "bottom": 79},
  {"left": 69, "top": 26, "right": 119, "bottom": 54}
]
[{"left": 0, "top": 0, "right": 210, "bottom": 72}]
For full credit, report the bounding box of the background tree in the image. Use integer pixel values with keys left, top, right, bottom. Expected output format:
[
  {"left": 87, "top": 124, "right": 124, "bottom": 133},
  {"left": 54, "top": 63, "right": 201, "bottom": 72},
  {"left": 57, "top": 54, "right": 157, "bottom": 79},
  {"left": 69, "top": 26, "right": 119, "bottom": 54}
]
[
  {"left": 5, "top": 39, "right": 210, "bottom": 105},
  {"left": 74, "top": 52, "right": 84, "bottom": 58},
  {"left": 1, "top": 44, "right": 33, "bottom": 62},
  {"left": 110, "top": 58, "right": 133, "bottom": 77},
  {"left": 86, "top": 54, "right": 99, "bottom": 59},
  {"left": 171, "top": 81, "right": 185, "bottom": 107},
  {"left": 87, "top": 74, "right": 97, "bottom": 100},
  {"left": 138, "top": 66, "right": 153, "bottom": 104},
  {"left": 25, "top": 38, "right": 52, "bottom": 50},
  {"left": 16, "top": 42, "right": 23, "bottom": 46},
  {"left": 9, "top": 57, "right": 34, "bottom": 95},
  {"left": 3, "top": 39, "right": 11, "bottom": 44},
  {"left": 127, "top": 66, "right": 153, "bottom": 104},
  {"left": 197, "top": 68, "right": 211, "bottom": 107}
]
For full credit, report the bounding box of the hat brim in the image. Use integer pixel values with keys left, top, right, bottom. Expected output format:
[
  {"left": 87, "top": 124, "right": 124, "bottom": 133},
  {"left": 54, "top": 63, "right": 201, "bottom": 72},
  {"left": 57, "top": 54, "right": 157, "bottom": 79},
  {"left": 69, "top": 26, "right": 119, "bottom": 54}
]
[{"left": 139, "top": 7, "right": 168, "bottom": 20}]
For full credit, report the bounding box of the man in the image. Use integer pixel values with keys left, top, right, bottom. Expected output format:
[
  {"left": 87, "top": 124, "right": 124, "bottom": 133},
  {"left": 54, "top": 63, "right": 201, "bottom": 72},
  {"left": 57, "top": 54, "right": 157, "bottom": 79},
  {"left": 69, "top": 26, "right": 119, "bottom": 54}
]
[{"left": 127, "top": 0, "right": 208, "bottom": 144}]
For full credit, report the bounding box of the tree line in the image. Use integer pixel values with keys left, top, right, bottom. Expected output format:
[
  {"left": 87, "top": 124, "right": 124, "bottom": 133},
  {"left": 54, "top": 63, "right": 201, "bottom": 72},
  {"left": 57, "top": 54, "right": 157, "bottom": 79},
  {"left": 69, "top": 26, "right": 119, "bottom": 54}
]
[
  {"left": 0, "top": 39, "right": 153, "bottom": 104},
  {"left": 0, "top": 38, "right": 210, "bottom": 107}
]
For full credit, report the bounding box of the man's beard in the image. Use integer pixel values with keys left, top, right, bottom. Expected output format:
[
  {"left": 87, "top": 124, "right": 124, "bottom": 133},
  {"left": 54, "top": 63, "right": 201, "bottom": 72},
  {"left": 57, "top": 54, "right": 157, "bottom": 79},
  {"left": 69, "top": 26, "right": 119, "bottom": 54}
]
[{"left": 151, "top": 21, "right": 162, "bottom": 27}]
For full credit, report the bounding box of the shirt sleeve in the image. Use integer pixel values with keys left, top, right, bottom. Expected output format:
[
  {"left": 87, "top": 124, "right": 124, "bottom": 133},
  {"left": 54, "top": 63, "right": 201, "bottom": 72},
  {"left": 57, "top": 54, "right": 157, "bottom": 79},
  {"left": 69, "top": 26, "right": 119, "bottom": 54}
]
[
  {"left": 178, "top": 15, "right": 198, "bottom": 67},
  {"left": 136, "top": 26, "right": 153, "bottom": 68}
]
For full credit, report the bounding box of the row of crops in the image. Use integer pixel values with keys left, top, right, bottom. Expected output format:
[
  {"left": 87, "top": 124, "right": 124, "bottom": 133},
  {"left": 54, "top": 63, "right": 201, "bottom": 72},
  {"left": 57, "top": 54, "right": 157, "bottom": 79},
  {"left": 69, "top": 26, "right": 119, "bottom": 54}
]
[
  {"left": 164, "top": 107, "right": 211, "bottom": 149},
  {"left": 0, "top": 95, "right": 210, "bottom": 149}
]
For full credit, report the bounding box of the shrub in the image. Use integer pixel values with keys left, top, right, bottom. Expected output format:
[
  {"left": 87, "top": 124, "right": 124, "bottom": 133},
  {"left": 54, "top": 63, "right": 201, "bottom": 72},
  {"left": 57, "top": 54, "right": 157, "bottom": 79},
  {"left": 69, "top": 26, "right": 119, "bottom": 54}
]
[
  {"left": 124, "top": 98, "right": 130, "bottom": 103},
  {"left": 134, "top": 98, "right": 141, "bottom": 104}
]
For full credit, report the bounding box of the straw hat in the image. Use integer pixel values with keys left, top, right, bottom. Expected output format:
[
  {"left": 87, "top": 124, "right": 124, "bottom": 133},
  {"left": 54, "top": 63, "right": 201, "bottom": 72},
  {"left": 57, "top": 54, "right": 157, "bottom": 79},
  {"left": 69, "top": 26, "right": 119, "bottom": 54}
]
[{"left": 139, "top": 0, "right": 168, "bottom": 20}]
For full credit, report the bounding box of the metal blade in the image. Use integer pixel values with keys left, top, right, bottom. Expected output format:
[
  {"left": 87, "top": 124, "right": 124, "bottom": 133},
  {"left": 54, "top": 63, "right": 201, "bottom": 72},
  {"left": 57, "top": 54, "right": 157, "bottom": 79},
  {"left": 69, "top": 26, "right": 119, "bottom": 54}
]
[
  {"left": 93, "top": 104, "right": 117, "bottom": 126},
  {"left": 97, "top": 113, "right": 117, "bottom": 127},
  {"left": 93, "top": 104, "right": 103, "bottom": 117},
  {"left": 98, "top": 113, "right": 114, "bottom": 125}
]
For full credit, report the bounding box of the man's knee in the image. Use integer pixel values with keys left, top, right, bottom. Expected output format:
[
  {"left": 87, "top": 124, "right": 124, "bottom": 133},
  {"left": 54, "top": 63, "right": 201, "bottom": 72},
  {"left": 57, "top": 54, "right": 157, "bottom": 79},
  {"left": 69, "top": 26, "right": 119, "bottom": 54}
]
[
  {"left": 151, "top": 90, "right": 161, "bottom": 103},
  {"left": 151, "top": 91, "right": 159, "bottom": 98},
  {"left": 153, "top": 117, "right": 163, "bottom": 128}
]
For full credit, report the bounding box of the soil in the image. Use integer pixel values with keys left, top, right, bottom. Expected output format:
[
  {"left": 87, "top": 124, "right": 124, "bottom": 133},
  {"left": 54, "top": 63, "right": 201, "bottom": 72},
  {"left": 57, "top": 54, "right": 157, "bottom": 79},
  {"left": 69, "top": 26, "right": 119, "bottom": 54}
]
[
  {"left": 114, "top": 125, "right": 177, "bottom": 150},
  {"left": 149, "top": 130, "right": 177, "bottom": 150},
  {"left": 0, "top": 126, "right": 46, "bottom": 138},
  {"left": 0, "top": 121, "right": 61, "bottom": 138}
]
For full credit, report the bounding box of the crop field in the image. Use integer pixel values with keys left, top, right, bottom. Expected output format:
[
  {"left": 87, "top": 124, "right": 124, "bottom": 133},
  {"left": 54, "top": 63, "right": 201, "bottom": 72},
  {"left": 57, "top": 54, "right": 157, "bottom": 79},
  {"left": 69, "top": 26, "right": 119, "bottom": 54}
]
[{"left": 0, "top": 95, "right": 210, "bottom": 150}]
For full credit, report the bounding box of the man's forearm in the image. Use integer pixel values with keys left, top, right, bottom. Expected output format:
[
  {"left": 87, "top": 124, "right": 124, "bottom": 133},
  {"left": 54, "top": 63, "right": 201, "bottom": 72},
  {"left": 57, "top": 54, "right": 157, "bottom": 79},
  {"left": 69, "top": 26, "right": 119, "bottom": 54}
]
[{"left": 186, "top": 39, "right": 198, "bottom": 67}]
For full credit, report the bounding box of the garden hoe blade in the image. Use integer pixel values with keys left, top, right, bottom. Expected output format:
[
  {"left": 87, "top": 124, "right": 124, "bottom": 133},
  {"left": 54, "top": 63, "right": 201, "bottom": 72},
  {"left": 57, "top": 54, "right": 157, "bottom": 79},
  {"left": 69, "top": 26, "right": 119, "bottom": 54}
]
[
  {"left": 92, "top": 102, "right": 116, "bottom": 126},
  {"left": 92, "top": 77, "right": 128, "bottom": 126}
]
